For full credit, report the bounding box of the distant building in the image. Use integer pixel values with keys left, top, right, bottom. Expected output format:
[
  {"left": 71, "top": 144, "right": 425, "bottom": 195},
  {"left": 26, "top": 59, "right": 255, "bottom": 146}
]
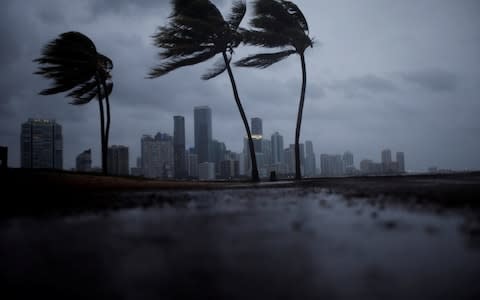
[
  {"left": 187, "top": 150, "right": 199, "bottom": 178},
  {"left": 130, "top": 157, "right": 143, "bottom": 177},
  {"left": 286, "top": 144, "right": 305, "bottom": 175},
  {"left": 304, "top": 141, "right": 316, "bottom": 177},
  {"left": 173, "top": 116, "right": 187, "bottom": 179},
  {"left": 219, "top": 160, "right": 240, "bottom": 179},
  {"left": 271, "top": 132, "right": 284, "bottom": 165},
  {"left": 141, "top": 133, "right": 173, "bottom": 179},
  {"left": 199, "top": 162, "right": 215, "bottom": 181},
  {"left": 194, "top": 106, "right": 212, "bottom": 163},
  {"left": 396, "top": 152, "right": 405, "bottom": 173},
  {"left": 211, "top": 139, "right": 227, "bottom": 175},
  {"left": 251, "top": 117, "right": 263, "bottom": 136},
  {"left": 381, "top": 149, "right": 392, "bottom": 165},
  {"left": 108, "top": 145, "right": 129, "bottom": 176},
  {"left": 0, "top": 146, "right": 7, "bottom": 169},
  {"left": 320, "top": 154, "right": 343, "bottom": 177},
  {"left": 21, "top": 118, "right": 62, "bottom": 169},
  {"left": 76, "top": 149, "right": 92, "bottom": 172},
  {"left": 343, "top": 151, "right": 354, "bottom": 169}
]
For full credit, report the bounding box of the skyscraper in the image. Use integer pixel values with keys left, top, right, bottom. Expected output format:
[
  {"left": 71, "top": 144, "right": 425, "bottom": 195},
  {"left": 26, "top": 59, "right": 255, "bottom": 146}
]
[
  {"left": 396, "top": 152, "right": 405, "bottom": 173},
  {"left": 381, "top": 149, "right": 392, "bottom": 165},
  {"left": 173, "top": 115, "right": 187, "bottom": 178},
  {"left": 0, "top": 146, "right": 7, "bottom": 169},
  {"left": 250, "top": 118, "right": 263, "bottom": 153},
  {"left": 251, "top": 117, "right": 263, "bottom": 136},
  {"left": 108, "top": 145, "right": 129, "bottom": 176},
  {"left": 194, "top": 106, "right": 212, "bottom": 163},
  {"left": 76, "top": 149, "right": 92, "bottom": 172},
  {"left": 21, "top": 118, "right": 63, "bottom": 169},
  {"left": 304, "top": 140, "right": 316, "bottom": 177},
  {"left": 320, "top": 154, "right": 343, "bottom": 177},
  {"left": 271, "top": 132, "right": 284, "bottom": 165},
  {"left": 141, "top": 133, "right": 173, "bottom": 179},
  {"left": 343, "top": 151, "right": 354, "bottom": 168}
]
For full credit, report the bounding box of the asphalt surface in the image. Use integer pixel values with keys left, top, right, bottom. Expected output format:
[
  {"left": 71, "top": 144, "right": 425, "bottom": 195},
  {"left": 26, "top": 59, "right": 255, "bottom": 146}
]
[{"left": 1, "top": 187, "right": 479, "bottom": 300}]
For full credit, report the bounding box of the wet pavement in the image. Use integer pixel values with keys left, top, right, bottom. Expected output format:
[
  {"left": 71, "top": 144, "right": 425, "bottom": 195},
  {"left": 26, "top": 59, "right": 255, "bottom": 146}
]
[{"left": 1, "top": 188, "right": 479, "bottom": 299}]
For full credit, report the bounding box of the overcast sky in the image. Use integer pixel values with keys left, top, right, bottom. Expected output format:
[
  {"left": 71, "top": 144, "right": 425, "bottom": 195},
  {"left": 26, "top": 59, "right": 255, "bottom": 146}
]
[{"left": 1, "top": 0, "right": 479, "bottom": 171}]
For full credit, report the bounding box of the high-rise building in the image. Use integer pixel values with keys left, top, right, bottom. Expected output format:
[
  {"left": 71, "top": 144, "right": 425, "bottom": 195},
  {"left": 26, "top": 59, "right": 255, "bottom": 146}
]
[
  {"left": 219, "top": 160, "right": 240, "bottom": 179},
  {"left": 211, "top": 139, "right": 227, "bottom": 174},
  {"left": 173, "top": 116, "right": 187, "bottom": 179},
  {"left": 343, "top": 151, "right": 354, "bottom": 168},
  {"left": 141, "top": 133, "right": 173, "bottom": 179},
  {"left": 396, "top": 152, "right": 405, "bottom": 173},
  {"left": 199, "top": 162, "right": 215, "bottom": 180},
  {"left": 194, "top": 106, "right": 212, "bottom": 163},
  {"left": 304, "top": 141, "right": 316, "bottom": 177},
  {"left": 271, "top": 132, "right": 284, "bottom": 165},
  {"left": 187, "top": 149, "right": 199, "bottom": 178},
  {"left": 76, "top": 149, "right": 92, "bottom": 172},
  {"left": 251, "top": 117, "right": 263, "bottom": 135},
  {"left": 21, "top": 118, "right": 62, "bottom": 169},
  {"left": 381, "top": 149, "right": 392, "bottom": 165},
  {"left": 250, "top": 118, "right": 263, "bottom": 153},
  {"left": 0, "top": 146, "right": 7, "bottom": 169},
  {"left": 320, "top": 154, "right": 343, "bottom": 177},
  {"left": 108, "top": 145, "right": 129, "bottom": 176}
]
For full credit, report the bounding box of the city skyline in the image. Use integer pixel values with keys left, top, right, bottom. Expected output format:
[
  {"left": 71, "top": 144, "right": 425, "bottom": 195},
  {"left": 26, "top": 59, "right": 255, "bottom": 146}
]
[{"left": 1, "top": 0, "right": 479, "bottom": 172}]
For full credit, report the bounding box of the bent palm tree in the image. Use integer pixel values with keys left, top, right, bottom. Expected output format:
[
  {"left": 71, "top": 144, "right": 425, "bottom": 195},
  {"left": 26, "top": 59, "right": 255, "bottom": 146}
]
[
  {"left": 149, "top": 0, "right": 260, "bottom": 182},
  {"left": 235, "top": 0, "right": 313, "bottom": 180},
  {"left": 34, "top": 31, "right": 113, "bottom": 174}
]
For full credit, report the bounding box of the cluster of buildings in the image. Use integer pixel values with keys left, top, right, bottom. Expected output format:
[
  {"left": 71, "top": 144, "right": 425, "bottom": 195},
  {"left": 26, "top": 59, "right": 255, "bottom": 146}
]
[
  {"left": 320, "top": 149, "right": 405, "bottom": 177},
  {"left": 17, "top": 115, "right": 406, "bottom": 179}
]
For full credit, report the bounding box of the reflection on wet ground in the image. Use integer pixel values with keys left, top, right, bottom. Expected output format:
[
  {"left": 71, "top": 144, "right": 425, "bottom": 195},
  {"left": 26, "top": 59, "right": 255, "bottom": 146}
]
[{"left": 1, "top": 188, "right": 479, "bottom": 299}]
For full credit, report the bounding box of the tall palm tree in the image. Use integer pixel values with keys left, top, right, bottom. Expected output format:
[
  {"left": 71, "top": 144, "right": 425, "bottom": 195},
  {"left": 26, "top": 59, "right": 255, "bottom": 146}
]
[
  {"left": 34, "top": 31, "right": 113, "bottom": 174},
  {"left": 235, "top": 0, "right": 313, "bottom": 180},
  {"left": 149, "top": 0, "right": 260, "bottom": 182}
]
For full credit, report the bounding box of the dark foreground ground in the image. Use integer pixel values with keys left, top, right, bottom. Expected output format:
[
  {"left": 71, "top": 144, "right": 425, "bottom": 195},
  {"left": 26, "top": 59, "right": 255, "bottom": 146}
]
[{"left": 1, "top": 169, "right": 479, "bottom": 299}]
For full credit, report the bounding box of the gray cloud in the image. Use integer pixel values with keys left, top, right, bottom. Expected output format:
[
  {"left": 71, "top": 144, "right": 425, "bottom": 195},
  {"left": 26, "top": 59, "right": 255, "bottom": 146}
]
[
  {"left": 328, "top": 74, "right": 397, "bottom": 98},
  {"left": 400, "top": 69, "right": 458, "bottom": 92},
  {"left": 1, "top": 0, "right": 480, "bottom": 172}
]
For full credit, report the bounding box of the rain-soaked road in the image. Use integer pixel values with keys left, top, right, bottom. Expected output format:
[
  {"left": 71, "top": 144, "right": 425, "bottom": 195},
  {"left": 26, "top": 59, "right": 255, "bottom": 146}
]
[{"left": 1, "top": 188, "right": 479, "bottom": 299}]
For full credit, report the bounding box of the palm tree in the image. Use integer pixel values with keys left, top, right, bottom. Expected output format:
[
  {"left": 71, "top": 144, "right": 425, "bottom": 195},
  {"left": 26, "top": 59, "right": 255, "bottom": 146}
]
[
  {"left": 149, "top": 0, "right": 260, "bottom": 182},
  {"left": 34, "top": 31, "right": 113, "bottom": 174},
  {"left": 235, "top": 0, "right": 313, "bottom": 180}
]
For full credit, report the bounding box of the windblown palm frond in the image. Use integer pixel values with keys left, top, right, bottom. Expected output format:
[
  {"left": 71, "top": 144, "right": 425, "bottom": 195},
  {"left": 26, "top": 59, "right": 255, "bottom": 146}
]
[
  {"left": 149, "top": 0, "right": 246, "bottom": 79},
  {"left": 34, "top": 32, "right": 98, "bottom": 95},
  {"left": 201, "top": 54, "right": 231, "bottom": 80},
  {"left": 34, "top": 31, "right": 113, "bottom": 102},
  {"left": 240, "top": 0, "right": 312, "bottom": 54},
  {"left": 235, "top": 50, "right": 296, "bottom": 68},
  {"left": 227, "top": 0, "right": 247, "bottom": 30}
]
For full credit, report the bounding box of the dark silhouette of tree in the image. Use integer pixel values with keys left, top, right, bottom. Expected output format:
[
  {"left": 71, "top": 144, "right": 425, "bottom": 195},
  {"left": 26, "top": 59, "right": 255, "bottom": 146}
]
[
  {"left": 235, "top": 0, "right": 313, "bottom": 180},
  {"left": 34, "top": 32, "right": 113, "bottom": 174},
  {"left": 149, "top": 0, "right": 260, "bottom": 182}
]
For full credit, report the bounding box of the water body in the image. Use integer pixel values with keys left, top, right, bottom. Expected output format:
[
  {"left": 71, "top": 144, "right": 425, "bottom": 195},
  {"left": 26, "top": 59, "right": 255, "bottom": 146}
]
[{"left": 1, "top": 188, "right": 479, "bottom": 299}]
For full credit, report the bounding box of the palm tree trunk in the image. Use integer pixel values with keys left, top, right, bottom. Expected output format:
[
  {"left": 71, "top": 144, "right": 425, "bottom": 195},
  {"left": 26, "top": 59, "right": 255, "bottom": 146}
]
[
  {"left": 102, "top": 80, "right": 111, "bottom": 175},
  {"left": 96, "top": 77, "right": 107, "bottom": 175},
  {"left": 223, "top": 52, "right": 259, "bottom": 182},
  {"left": 295, "top": 53, "right": 307, "bottom": 181}
]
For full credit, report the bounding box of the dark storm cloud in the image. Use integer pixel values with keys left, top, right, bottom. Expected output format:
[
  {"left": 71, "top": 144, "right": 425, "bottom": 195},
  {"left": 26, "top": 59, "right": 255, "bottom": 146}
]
[
  {"left": 1, "top": 0, "right": 480, "bottom": 171},
  {"left": 400, "top": 69, "right": 458, "bottom": 92}
]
